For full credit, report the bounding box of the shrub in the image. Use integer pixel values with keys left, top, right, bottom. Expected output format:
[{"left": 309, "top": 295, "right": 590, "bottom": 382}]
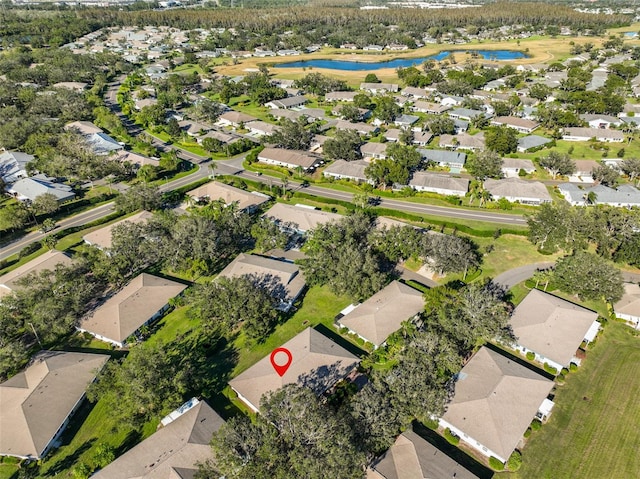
[
  {"left": 526, "top": 351, "right": 535, "bottom": 360},
  {"left": 543, "top": 362, "right": 558, "bottom": 375},
  {"left": 423, "top": 417, "right": 439, "bottom": 430},
  {"left": 561, "top": 367, "right": 569, "bottom": 376},
  {"left": 523, "top": 427, "right": 532, "bottom": 438},
  {"left": 570, "top": 363, "right": 578, "bottom": 371},
  {"left": 507, "top": 450, "right": 523, "bottom": 471},
  {"left": 530, "top": 419, "right": 542, "bottom": 431},
  {"left": 489, "top": 456, "right": 505, "bottom": 471},
  {"left": 557, "top": 373, "right": 565, "bottom": 383},
  {"left": 444, "top": 428, "right": 460, "bottom": 445},
  {"left": 19, "top": 242, "right": 41, "bottom": 258}
]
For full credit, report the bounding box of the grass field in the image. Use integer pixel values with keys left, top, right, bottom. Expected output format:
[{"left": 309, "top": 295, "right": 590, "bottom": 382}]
[{"left": 500, "top": 321, "right": 640, "bottom": 479}]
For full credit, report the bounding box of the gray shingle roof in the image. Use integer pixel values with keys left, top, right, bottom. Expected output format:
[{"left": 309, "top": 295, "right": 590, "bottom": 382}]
[{"left": 8, "top": 175, "right": 75, "bottom": 202}]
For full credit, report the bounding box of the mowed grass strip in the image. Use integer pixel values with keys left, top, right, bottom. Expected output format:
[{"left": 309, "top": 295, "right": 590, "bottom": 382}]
[{"left": 501, "top": 322, "right": 640, "bottom": 479}]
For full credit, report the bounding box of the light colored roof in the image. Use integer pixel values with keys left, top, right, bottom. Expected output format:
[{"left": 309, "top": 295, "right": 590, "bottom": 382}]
[
  {"left": 502, "top": 158, "right": 535, "bottom": 170},
  {"left": 0, "top": 251, "right": 74, "bottom": 300},
  {"left": 83, "top": 211, "right": 154, "bottom": 249},
  {"left": 511, "top": 289, "right": 599, "bottom": 367},
  {"left": 517, "top": 135, "right": 551, "bottom": 150},
  {"left": 484, "top": 178, "right": 552, "bottom": 202},
  {"left": 264, "top": 203, "right": 342, "bottom": 233},
  {"left": 323, "top": 160, "right": 368, "bottom": 180},
  {"left": 338, "top": 281, "right": 424, "bottom": 347},
  {"left": 114, "top": 151, "right": 158, "bottom": 167},
  {"left": 370, "top": 429, "right": 480, "bottom": 479},
  {"left": 64, "top": 120, "right": 103, "bottom": 135},
  {"left": 267, "top": 95, "right": 307, "bottom": 108},
  {"left": 217, "top": 253, "right": 305, "bottom": 305},
  {"left": 91, "top": 400, "right": 224, "bottom": 479},
  {"left": 409, "top": 172, "right": 469, "bottom": 193},
  {"left": 258, "top": 147, "right": 319, "bottom": 169},
  {"left": 614, "top": 282, "right": 640, "bottom": 318},
  {"left": 218, "top": 111, "right": 257, "bottom": 124},
  {"left": 563, "top": 127, "right": 624, "bottom": 140},
  {"left": 558, "top": 183, "right": 640, "bottom": 206},
  {"left": 360, "top": 142, "right": 388, "bottom": 156},
  {"left": 230, "top": 327, "right": 359, "bottom": 412},
  {"left": 9, "top": 175, "right": 75, "bottom": 202},
  {"left": 0, "top": 351, "right": 109, "bottom": 458},
  {"left": 492, "top": 116, "right": 539, "bottom": 129},
  {"left": 439, "top": 132, "right": 484, "bottom": 150},
  {"left": 187, "top": 181, "right": 269, "bottom": 210},
  {"left": 442, "top": 347, "right": 553, "bottom": 461},
  {"left": 79, "top": 273, "right": 187, "bottom": 345}
]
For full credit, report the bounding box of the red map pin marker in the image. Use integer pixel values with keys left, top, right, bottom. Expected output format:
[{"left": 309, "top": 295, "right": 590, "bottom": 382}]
[{"left": 270, "top": 347, "right": 293, "bottom": 377}]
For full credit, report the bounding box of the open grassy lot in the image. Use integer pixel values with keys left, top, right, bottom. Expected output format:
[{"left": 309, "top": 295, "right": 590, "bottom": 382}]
[{"left": 499, "top": 322, "right": 640, "bottom": 479}]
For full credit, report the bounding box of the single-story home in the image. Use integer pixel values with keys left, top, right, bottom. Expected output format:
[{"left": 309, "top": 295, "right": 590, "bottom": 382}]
[
  {"left": 0, "top": 351, "right": 109, "bottom": 459},
  {"left": 579, "top": 114, "right": 622, "bottom": 129},
  {"left": 257, "top": 147, "right": 320, "bottom": 170},
  {"left": 113, "top": 151, "right": 159, "bottom": 169},
  {"left": 484, "top": 178, "right": 552, "bottom": 205},
  {"left": 439, "top": 132, "right": 485, "bottom": 151},
  {"left": 562, "top": 127, "right": 624, "bottom": 143},
  {"left": 325, "top": 91, "right": 357, "bottom": 102},
  {"left": 491, "top": 116, "right": 539, "bottom": 134},
  {"left": 336, "top": 280, "right": 424, "bottom": 348},
  {"left": 394, "top": 114, "right": 420, "bottom": 127},
  {"left": 64, "top": 120, "right": 103, "bottom": 135},
  {"left": 448, "top": 108, "right": 490, "bottom": 121},
  {"left": 568, "top": 159, "right": 599, "bottom": 184},
  {"left": 360, "top": 142, "right": 388, "bottom": 160},
  {"left": 613, "top": 283, "right": 640, "bottom": 329},
  {"left": 383, "top": 128, "right": 402, "bottom": 142},
  {"left": 323, "top": 160, "right": 370, "bottom": 183},
  {"left": 178, "top": 120, "right": 211, "bottom": 137},
  {"left": 216, "top": 111, "right": 258, "bottom": 128},
  {"left": 0, "top": 151, "right": 34, "bottom": 184},
  {"left": 0, "top": 251, "right": 74, "bottom": 301},
  {"left": 334, "top": 120, "right": 379, "bottom": 135},
  {"left": 91, "top": 399, "right": 224, "bottom": 479},
  {"left": 369, "top": 429, "right": 480, "bottom": 479},
  {"left": 83, "top": 210, "right": 154, "bottom": 250},
  {"left": 230, "top": 327, "right": 359, "bottom": 412},
  {"left": 418, "top": 149, "right": 467, "bottom": 170},
  {"left": 517, "top": 135, "right": 552, "bottom": 152},
  {"left": 8, "top": 174, "right": 75, "bottom": 203},
  {"left": 412, "top": 101, "right": 451, "bottom": 114},
  {"left": 557, "top": 183, "right": 640, "bottom": 207},
  {"left": 409, "top": 172, "right": 469, "bottom": 197},
  {"left": 502, "top": 158, "right": 536, "bottom": 177},
  {"left": 198, "top": 130, "right": 238, "bottom": 146},
  {"left": 217, "top": 253, "right": 306, "bottom": 311},
  {"left": 264, "top": 203, "right": 342, "bottom": 234},
  {"left": 401, "top": 86, "right": 431, "bottom": 99},
  {"left": 77, "top": 273, "right": 187, "bottom": 347},
  {"left": 187, "top": 181, "right": 270, "bottom": 212},
  {"left": 360, "top": 82, "right": 399, "bottom": 94},
  {"left": 265, "top": 95, "right": 308, "bottom": 109},
  {"left": 509, "top": 289, "right": 600, "bottom": 371},
  {"left": 413, "top": 131, "right": 433, "bottom": 146},
  {"left": 439, "top": 347, "right": 554, "bottom": 464},
  {"left": 248, "top": 121, "right": 281, "bottom": 137}
]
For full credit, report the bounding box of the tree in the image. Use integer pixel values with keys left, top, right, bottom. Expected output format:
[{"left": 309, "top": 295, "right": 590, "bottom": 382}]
[
  {"left": 137, "top": 164, "right": 159, "bottom": 183},
  {"left": 266, "top": 117, "right": 313, "bottom": 151},
  {"left": 87, "top": 342, "right": 188, "bottom": 427},
  {"left": 115, "top": 183, "right": 163, "bottom": 213},
  {"left": 323, "top": 129, "right": 363, "bottom": 161},
  {"left": 553, "top": 250, "right": 623, "bottom": 303},
  {"left": 0, "top": 203, "right": 29, "bottom": 232},
  {"left": 364, "top": 73, "right": 381, "bottom": 83},
  {"left": 338, "top": 104, "right": 363, "bottom": 122},
  {"left": 373, "top": 95, "right": 401, "bottom": 123},
  {"left": 166, "top": 117, "right": 182, "bottom": 139},
  {"left": 592, "top": 164, "right": 619, "bottom": 187},
  {"left": 529, "top": 83, "right": 551, "bottom": 101},
  {"left": 192, "top": 98, "right": 224, "bottom": 123},
  {"left": 398, "top": 128, "right": 414, "bottom": 145},
  {"left": 159, "top": 151, "right": 182, "bottom": 172},
  {"left": 427, "top": 116, "right": 456, "bottom": 135},
  {"left": 251, "top": 217, "right": 290, "bottom": 253},
  {"left": 621, "top": 158, "right": 640, "bottom": 185},
  {"left": 203, "top": 385, "right": 366, "bottom": 479},
  {"left": 539, "top": 151, "right": 576, "bottom": 179},
  {"left": 31, "top": 193, "right": 60, "bottom": 216},
  {"left": 465, "top": 150, "right": 503, "bottom": 180},
  {"left": 527, "top": 202, "right": 586, "bottom": 253},
  {"left": 484, "top": 126, "right": 517, "bottom": 155}
]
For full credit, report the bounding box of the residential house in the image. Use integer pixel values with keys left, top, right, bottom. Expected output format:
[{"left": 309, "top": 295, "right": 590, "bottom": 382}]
[
  {"left": 269, "top": 108, "right": 307, "bottom": 122},
  {"left": 336, "top": 281, "right": 424, "bottom": 348},
  {"left": 401, "top": 86, "right": 431, "bottom": 99},
  {"left": 334, "top": 120, "right": 379, "bottom": 135},
  {"left": 0, "top": 351, "right": 109, "bottom": 459},
  {"left": 419, "top": 149, "right": 467, "bottom": 170},
  {"left": 264, "top": 95, "right": 308, "bottom": 109},
  {"left": 360, "top": 83, "right": 399, "bottom": 94},
  {"left": 509, "top": 289, "right": 600, "bottom": 371},
  {"left": 568, "top": 159, "right": 599, "bottom": 183},
  {"left": 409, "top": 172, "right": 469, "bottom": 197},
  {"left": 230, "top": 327, "right": 359, "bottom": 412},
  {"left": 439, "top": 347, "right": 554, "bottom": 464},
  {"left": 484, "top": 178, "right": 552, "bottom": 205},
  {"left": 0, "top": 251, "right": 74, "bottom": 301},
  {"left": 491, "top": 116, "right": 539, "bottom": 133},
  {"left": 216, "top": 111, "right": 258, "bottom": 128},
  {"left": 0, "top": 151, "right": 34, "bottom": 184},
  {"left": 384, "top": 128, "right": 402, "bottom": 142},
  {"left": 323, "top": 160, "right": 370, "bottom": 183},
  {"left": 91, "top": 399, "right": 224, "bottom": 479},
  {"left": 413, "top": 131, "right": 433, "bottom": 146},
  {"left": 217, "top": 253, "right": 306, "bottom": 311},
  {"left": 198, "top": 130, "right": 239, "bottom": 146},
  {"left": 332, "top": 104, "right": 370, "bottom": 121},
  {"left": 257, "top": 148, "right": 320, "bottom": 170},
  {"left": 517, "top": 135, "right": 552, "bottom": 152},
  {"left": 178, "top": 120, "right": 211, "bottom": 137},
  {"left": 369, "top": 429, "right": 480, "bottom": 479},
  {"left": 52, "top": 82, "right": 88, "bottom": 92},
  {"left": 579, "top": 114, "right": 622, "bottom": 129},
  {"left": 502, "top": 158, "right": 536, "bottom": 177},
  {"left": 558, "top": 183, "right": 640, "bottom": 207},
  {"left": 439, "top": 95, "right": 464, "bottom": 107},
  {"left": 187, "top": 181, "right": 270, "bottom": 212},
  {"left": 613, "top": 283, "right": 640, "bottom": 329},
  {"left": 83, "top": 211, "right": 154, "bottom": 250},
  {"left": 562, "top": 127, "right": 624, "bottom": 143},
  {"left": 448, "top": 108, "right": 489, "bottom": 121},
  {"left": 85, "top": 132, "right": 124, "bottom": 155},
  {"left": 78, "top": 273, "right": 187, "bottom": 347},
  {"left": 363, "top": 45, "right": 384, "bottom": 51},
  {"left": 264, "top": 203, "right": 342, "bottom": 234},
  {"left": 360, "top": 142, "right": 388, "bottom": 160},
  {"left": 439, "top": 132, "right": 485, "bottom": 151},
  {"left": 394, "top": 114, "right": 420, "bottom": 127},
  {"left": 8, "top": 175, "right": 75, "bottom": 203},
  {"left": 412, "top": 101, "right": 451, "bottom": 115},
  {"left": 300, "top": 108, "right": 326, "bottom": 121},
  {"left": 325, "top": 91, "right": 358, "bottom": 102},
  {"left": 64, "top": 120, "right": 102, "bottom": 135},
  {"left": 248, "top": 121, "right": 281, "bottom": 137}
]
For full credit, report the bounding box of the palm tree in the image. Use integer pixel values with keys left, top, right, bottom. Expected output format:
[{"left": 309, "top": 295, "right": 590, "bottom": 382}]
[
  {"left": 208, "top": 161, "right": 217, "bottom": 179},
  {"left": 583, "top": 191, "right": 597, "bottom": 206}
]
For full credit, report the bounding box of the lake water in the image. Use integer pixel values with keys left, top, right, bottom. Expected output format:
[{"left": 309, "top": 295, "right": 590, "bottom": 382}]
[{"left": 276, "top": 50, "right": 528, "bottom": 71}]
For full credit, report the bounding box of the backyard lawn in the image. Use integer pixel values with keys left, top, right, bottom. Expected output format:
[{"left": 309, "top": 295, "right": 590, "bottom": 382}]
[{"left": 500, "top": 321, "right": 640, "bottom": 479}]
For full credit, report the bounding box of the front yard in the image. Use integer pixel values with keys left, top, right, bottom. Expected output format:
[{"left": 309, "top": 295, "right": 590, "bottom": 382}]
[{"left": 500, "top": 321, "right": 640, "bottom": 479}]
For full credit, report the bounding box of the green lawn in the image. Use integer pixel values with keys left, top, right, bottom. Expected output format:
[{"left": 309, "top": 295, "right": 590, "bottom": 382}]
[
  {"left": 0, "top": 464, "right": 18, "bottom": 479},
  {"left": 499, "top": 322, "right": 640, "bottom": 479}
]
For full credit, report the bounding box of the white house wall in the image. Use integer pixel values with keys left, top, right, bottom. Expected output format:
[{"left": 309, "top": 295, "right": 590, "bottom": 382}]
[{"left": 438, "top": 418, "right": 507, "bottom": 464}]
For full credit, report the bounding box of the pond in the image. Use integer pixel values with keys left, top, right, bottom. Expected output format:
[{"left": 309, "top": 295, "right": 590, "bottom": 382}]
[{"left": 275, "top": 50, "right": 529, "bottom": 71}]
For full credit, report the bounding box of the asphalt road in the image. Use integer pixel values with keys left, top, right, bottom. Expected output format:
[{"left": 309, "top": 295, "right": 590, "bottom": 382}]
[{"left": 493, "top": 262, "right": 555, "bottom": 289}]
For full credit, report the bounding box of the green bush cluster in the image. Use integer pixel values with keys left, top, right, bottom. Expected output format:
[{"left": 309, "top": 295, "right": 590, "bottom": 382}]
[
  {"left": 507, "top": 450, "right": 523, "bottom": 471},
  {"left": 543, "top": 362, "right": 558, "bottom": 375},
  {"left": 531, "top": 419, "right": 542, "bottom": 431},
  {"left": 570, "top": 363, "right": 578, "bottom": 371},
  {"left": 444, "top": 428, "right": 460, "bottom": 445},
  {"left": 19, "top": 241, "right": 41, "bottom": 258},
  {"left": 489, "top": 456, "right": 505, "bottom": 471},
  {"left": 526, "top": 351, "right": 535, "bottom": 360}
]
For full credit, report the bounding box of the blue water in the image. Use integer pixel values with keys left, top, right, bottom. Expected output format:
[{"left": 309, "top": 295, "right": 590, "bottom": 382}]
[{"left": 276, "top": 50, "right": 528, "bottom": 71}]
